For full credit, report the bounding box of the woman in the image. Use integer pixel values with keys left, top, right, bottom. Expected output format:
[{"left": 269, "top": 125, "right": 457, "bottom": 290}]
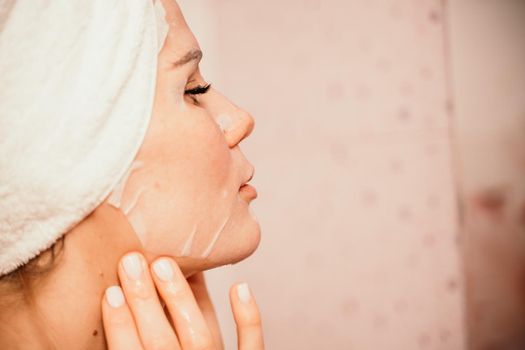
[{"left": 0, "top": 0, "right": 264, "bottom": 348}]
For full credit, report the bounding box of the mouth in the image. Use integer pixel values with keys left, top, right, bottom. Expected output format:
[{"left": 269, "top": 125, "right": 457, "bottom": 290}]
[
  {"left": 239, "top": 169, "right": 257, "bottom": 200},
  {"left": 239, "top": 183, "right": 257, "bottom": 200}
]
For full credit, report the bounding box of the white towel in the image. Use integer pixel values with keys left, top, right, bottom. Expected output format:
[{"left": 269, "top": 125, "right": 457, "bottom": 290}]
[{"left": 0, "top": 0, "right": 168, "bottom": 275}]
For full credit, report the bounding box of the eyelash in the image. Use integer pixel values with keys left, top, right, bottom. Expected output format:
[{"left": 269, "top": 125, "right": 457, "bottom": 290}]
[{"left": 184, "top": 83, "right": 211, "bottom": 96}]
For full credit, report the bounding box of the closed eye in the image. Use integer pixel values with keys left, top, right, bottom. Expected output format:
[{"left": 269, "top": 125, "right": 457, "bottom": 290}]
[{"left": 184, "top": 84, "right": 211, "bottom": 95}]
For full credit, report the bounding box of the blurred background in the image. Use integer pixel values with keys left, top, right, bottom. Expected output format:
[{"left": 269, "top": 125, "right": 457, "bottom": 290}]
[{"left": 180, "top": 0, "right": 525, "bottom": 349}]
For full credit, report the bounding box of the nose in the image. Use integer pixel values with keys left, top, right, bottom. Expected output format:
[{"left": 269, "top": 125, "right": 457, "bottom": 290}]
[
  {"left": 209, "top": 89, "right": 255, "bottom": 148},
  {"left": 225, "top": 108, "right": 254, "bottom": 148}
]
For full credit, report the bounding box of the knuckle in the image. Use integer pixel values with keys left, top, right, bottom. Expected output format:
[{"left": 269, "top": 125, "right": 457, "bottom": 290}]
[
  {"left": 240, "top": 312, "right": 262, "bottom": 328},
  {"left": 126, "top": 283, "right": 155, "bottom": 301},
  {"left": 108, "top": 314, "right": 132, "bottom": 328},
  {"left": 164, "top": 283, "right": 194, "bottom": 301}
]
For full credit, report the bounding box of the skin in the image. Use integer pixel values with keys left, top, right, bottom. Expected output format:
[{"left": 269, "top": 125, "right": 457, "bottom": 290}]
[
  {"left": 120, "top": 0, "right": 260, "bottom": 270},
  {"left": 102, "top": 252, "right": 264, "bottom": 350},
  {"left": 0, "top": 0, "right": 262, "bottom": 348}
]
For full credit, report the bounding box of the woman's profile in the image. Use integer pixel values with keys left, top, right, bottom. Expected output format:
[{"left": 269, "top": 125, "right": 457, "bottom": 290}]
[{"left": 0, "top": 0, "right": 264, "bottom": 348}]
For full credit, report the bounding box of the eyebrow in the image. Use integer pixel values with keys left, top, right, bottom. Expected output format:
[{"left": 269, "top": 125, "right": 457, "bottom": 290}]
[{"left": 172, "top": 49, "right": 203, "bottom": 68}]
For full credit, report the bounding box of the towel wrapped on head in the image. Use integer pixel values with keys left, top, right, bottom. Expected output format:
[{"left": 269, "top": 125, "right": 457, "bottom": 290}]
[{"left": 0, "top": 0, "right": 169, "bottom": 275}]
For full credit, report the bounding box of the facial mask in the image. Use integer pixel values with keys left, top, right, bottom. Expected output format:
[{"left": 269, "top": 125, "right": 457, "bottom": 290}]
[
  {"left": 107, "top": 160, "right": 236, "bottom": 260},
  {"left": 105, "top": 109, "right": 252, "bottom": 260},
  {"left": 180, "top": 223, "right": 198, "bottom": 256},
  {"left": 107, "top": 161, "right": 144, "bottom": 208},
  {"left": 200, "top": 216, "right": 230, "bottom": 258},
  {"left": 107, "top": 161, "right": 150, "bottom": 244}
]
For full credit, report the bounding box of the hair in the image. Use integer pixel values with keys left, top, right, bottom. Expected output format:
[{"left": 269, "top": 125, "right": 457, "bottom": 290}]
[{"left": 0, "top": 236, "right": 66, "bottom": 348}]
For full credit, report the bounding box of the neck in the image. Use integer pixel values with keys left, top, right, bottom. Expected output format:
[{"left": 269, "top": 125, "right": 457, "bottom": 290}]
[{"left": 0, "top": 203, "right": 143, "bottom": 349}]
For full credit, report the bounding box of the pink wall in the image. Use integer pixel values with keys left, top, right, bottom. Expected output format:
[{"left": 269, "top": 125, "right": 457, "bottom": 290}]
[
  {"left": 179, "top": 0, "right": 524, "bottom": 349},
  {"left": 450, "top": 1, "right": 525, "bottom": 349}
]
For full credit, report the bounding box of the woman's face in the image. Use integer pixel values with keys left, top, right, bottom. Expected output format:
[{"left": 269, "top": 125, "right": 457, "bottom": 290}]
[{"left": 113, "top": 0, "right": 260, "bottom": 273}]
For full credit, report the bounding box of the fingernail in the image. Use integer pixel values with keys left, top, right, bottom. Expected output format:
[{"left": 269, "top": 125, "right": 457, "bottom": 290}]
[
  {"left": 237, "top": 283, "right": 251, "bottom": 303},
  {"left": 106, "top": 286, "right": 125, "bottom": 308},
  {"left": 122, "top": 253, "right": 142, "bottom": 280},
  {"left": 153, "top": 258, "right": 174, "bottom": 282}
]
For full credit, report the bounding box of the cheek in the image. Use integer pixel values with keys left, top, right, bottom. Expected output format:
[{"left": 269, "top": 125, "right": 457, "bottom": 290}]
[
  {"left": 121, "top": 113, "right": 237, "bottom": 257},
  {"left": 143, "top": 107, "right": 232, "bottom": 188},
  {"left": 178, "top": 133, "right": 233, "bottom": 199}
]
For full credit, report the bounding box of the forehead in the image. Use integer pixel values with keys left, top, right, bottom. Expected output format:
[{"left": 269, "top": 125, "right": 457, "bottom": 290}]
[{"left": 159, "top": 0, "right": 200, "bottom": 62}]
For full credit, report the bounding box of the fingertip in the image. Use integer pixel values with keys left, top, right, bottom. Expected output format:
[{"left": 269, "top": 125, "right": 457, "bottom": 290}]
[
  {"left": 150, "top": 255, "right": 184, "bottom": 284},
  {"left": 230, "top": 283, "right": 264, "bottom": 349},
  {"left": 105, "top": 285, "right": 126, "bottom": 308},
  {"left": 230, "top": 282, "right": 261, "bottom": 324},
  {"left": 101, "top": 285, "right": 144, "bottom": 349},
  {"left": 101, "top": 285, "right": 131, "bottom": 326},
  {"left": 120, "top": 251, "right": 145, "bottom": 265},
  {"left": 236, "top": 282, "right": 252, "bottom": 304}
]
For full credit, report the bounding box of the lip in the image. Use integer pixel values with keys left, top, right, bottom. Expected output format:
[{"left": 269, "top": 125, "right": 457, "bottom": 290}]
[
  {"left": 244, "top": 170, "right": 254, "bottom": 185},
  {"left": 239, "top": 184, "right": 258, "bottom": 200}
]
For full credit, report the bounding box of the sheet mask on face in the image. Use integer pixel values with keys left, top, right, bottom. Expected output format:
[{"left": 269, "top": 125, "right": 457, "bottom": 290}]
[
  {"left": 106, "top": 113, "right": 243, "bottom": 260},
  {"left": 200, "top": 216, "right": 230, "bottom": 258},
  {"left": 180, "top": 223, "right": 197, "bottom": 257},
  {"left": 107, "top": 164, "right": 237, "bottom": 260},
  {"left": 107, "top": 161, "right": 144, "bottom": 209}
]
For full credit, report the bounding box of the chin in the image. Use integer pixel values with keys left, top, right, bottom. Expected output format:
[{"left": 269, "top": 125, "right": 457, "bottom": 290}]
[
  {"left": 230, "top": 220, "right": 262, "bottom": 264},
  {"left": 204, "top": 218, "right": 261, "bottom": 270}
]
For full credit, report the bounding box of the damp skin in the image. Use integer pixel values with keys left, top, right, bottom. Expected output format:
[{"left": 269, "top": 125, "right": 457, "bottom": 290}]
[
  {"left": 200, "top": 216, "right": 230, "bottom": 258},
  {"left": 123, "top": 187, "right": 145, "bottom": 215},
  {"left": 180, "top": 224, "right": 197, "bottom": 256},
  {"left": 107, "top": 162, "right": 144, "bottom": 208},
  {"left": 108, "top": 168, "right": 238, "bottom": 260},
  {"left": 106, "top": 115, "right": 247, "bottom": 260},
  {"left": 105, "top": 0, "right": 260, "bottom": 267}
]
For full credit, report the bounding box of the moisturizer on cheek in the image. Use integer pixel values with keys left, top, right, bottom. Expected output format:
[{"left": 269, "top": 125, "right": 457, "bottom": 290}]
[
  {"left": 195, "top": 186, "right": 240, "bottom": 258},
  {"left": 122, "top": 187, "right": 145, "bottom": 215},
  {"left": 127, "top": 211, "right": 148, "bottom": 243},
  {"left": 108, "top": 161, "right": 235, "bottom": 259},
  {"left": 107, "top": 161, "right": 144, "bottom": 208},
  {"left": 200, "top": 215, "right": 230, "bottom": 258},
  {"left": 180, "top": 223, "right": 198, "bottom": 256},
  {"left": 107, "top": 161, "right": 151, "bottom": 244}
]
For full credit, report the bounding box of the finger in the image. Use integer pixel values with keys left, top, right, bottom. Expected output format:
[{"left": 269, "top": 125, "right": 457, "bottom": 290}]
[
  {"left": 151, "top": 257, "right": 214, "bottom": 350},
  {"left": 101, "top": 286, "right": 143, "bottom": 350},
  {"left": 230, "top": 283, "right": 265, "bottom": 350},
  {"left": 118, "top": 252, "right": 181, "bottom": 350},
  {"left": 187, "top": 272, "right": 224, "bottom": 349}
]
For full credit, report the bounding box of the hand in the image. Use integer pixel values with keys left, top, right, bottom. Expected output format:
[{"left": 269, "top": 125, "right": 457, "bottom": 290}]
[
  {"left": 185, "top": 272, "right": 224, "bottom": 349},
  {"left": 101, "top": 252, "right": 265, "bottom": 350}
]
